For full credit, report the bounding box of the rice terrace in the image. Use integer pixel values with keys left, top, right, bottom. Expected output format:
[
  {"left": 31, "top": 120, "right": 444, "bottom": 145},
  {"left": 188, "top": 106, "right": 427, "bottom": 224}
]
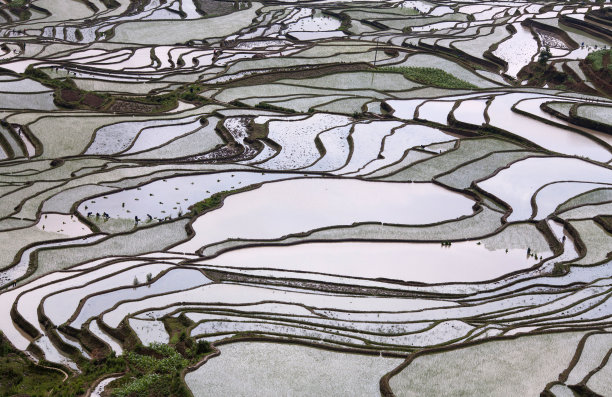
[{"left": 0, "top": 0, "right": 611, "bottom": 395}]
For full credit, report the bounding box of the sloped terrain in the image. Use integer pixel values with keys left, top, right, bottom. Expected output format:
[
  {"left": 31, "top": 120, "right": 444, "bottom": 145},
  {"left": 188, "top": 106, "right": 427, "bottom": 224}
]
[{"left": 0, "top": 0, "right": 611, "bottom": 396}]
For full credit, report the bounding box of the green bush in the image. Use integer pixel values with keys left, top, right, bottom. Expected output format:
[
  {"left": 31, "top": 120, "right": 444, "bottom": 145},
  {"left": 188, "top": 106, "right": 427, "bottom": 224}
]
[
  {"left": 586, "top": 49, "right": 611, "bottom": 72},
  {"left": 112, "top": 344, "right": 189, "bottom": 397},
  {"left": 195, "top": 340, "right": 211, "bottom": 355}
]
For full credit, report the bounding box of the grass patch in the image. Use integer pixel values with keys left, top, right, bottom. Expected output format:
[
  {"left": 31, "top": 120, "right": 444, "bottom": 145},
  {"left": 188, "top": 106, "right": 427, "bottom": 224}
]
[{"left": 378, "top": 66, "right": 477, "bottom": 89}]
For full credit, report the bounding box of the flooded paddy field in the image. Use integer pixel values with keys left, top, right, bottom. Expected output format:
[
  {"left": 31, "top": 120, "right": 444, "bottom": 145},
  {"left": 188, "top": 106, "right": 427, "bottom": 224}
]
[{"left": 0, "top": 0, "right": 610, "bottom": 396}]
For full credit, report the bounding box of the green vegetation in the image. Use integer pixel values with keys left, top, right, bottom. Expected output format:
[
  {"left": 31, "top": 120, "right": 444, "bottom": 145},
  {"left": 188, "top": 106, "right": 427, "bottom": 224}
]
[
  {"left": 189, "top": 186, "right": 254, "bottom": 215},
  {"left": 24, "top": 66, "right": 75, "bottom": 90},
  {"left": 22, "top": 67, "right": 210, "bottom": 113},
  {"left": 586, "top": 49, "right": 612, "bottom": 82},
  {"left": 338, "top": 12, "right": 352, "bottom": 33},
  {"left": 0, "top": 320, "right": 212, "bottom": 397},
  {"left": 52, "top": 354, "right": 126, "bottom": 397},
  {"left": 538, "top": 45, "right": 552, "bottom": 66},
  {"left": 112, "top": 344, "right": 189, "bottom": 397},
  {"left": 24, "top": 66, "right": 111, "bottom": 110},
  {"left": 55, "top": 337, "right": 210, "bottom": 397},
  {"left": 8, "top": 0, "right": 26, "bottom": 8},
  {"left": 0, "top": 330, "right": 123, "bottom": 397},
  {"left": 0, "top": 332, "right": 64, "bottom": 397},
  {"left": 108, "top": 313, "right": 212, "bottom": 397},
  {"left": 378, "top": 66, "right": 477, "bottom": 89},
  {"left": 189, "top": 190, "right": 231, "bottom": 215},
  {"left": 165, "top": 314, "right": 194, "bottom": 344},
  {"left": 255, "top": 102, "right": 298, "bottom": 113},
  {"left": 6, "top": 0, "right": 31, "bottom": 21},
  {"left": 586, "top": 49, "right": 611, "bottom": 72}
]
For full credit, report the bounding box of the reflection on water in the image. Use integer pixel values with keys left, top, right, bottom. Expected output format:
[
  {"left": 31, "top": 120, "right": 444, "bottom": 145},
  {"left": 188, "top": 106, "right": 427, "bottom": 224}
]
[{"left": 206, "top": 240, "right": 548, "bottom": 284}]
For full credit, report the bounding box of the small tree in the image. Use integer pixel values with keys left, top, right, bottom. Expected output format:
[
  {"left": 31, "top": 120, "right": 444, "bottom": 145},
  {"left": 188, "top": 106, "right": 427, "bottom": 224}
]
[
  {"left": 196, "top": 340, "right": 211, "bottom": 355},
  {"left": 538, "top": 45, "right": 552, "bottom": 66},
  {"left": 133, "top": 276, "right": 139, "bottom": 286}
]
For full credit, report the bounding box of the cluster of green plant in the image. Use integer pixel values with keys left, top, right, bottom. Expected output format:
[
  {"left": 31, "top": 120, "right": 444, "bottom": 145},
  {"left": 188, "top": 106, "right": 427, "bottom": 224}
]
[
  {"left": 586, "top": 49, "right": 611, "bottom": 74},
  {"left": 22, "top": 66, "right": 210, "bottom": 113},
  {"left": 111, "top": 338, "right": 211, "bottom": 397},
  {"left": 24, "top": 66, "right": 75, "bottom": 90},
  {"left": 586, "top": 49, "right": 607, "bottom": 71},
  {"left": 255, "top": 102, "right": 297, "bottom": 113},
  {"left": 166, "top": 314, "right": 194, "bottom": 344},
  {"left": 110, "top": 344, "right": 189, "bottom": 397},
  {"left": 165, "top": 314, "right": 211, "bottom": 356},
  {"left": 538, "top": 45, "right": 552, "bottom": 66},
  {"left": 7, "top": 0, "right": 32, "bottom": 18},
  {"left": 0, "top": 332, "right": 65, "bottom": 397},
  {"left": 52, "top": 353, "right": 126, "bottom": 397},
  {"left": 189, "top": 186, "right": 252, "bottom": 215},
  {"left": 1, "top": 332, "right": 89, "bottom": 397},
  {"left": 189, "top": 191, "right": 230, "bottom": 215},
  {"left": 0, "top": 360, "right": 62, "bottom": 397},
  {"left": 378, "top": 66, "right": 477, "bottom": 89},
  {"left": 3, "top": 327, "right": 181, "bottom": 397},
  {"left": 178, "top": 84, "right": 209, "bottom": 103}
]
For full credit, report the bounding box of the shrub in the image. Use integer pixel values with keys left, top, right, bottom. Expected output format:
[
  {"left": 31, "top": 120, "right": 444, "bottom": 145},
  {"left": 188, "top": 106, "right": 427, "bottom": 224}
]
[
  {"left": 586, "top": 49, "right": 611, "bottom": 78},
  {"left": 538, "top": 46, "right": 552, "bottom": 65},
  {"left": 196, "top": 340, "right": 211, "bottom": 355}
]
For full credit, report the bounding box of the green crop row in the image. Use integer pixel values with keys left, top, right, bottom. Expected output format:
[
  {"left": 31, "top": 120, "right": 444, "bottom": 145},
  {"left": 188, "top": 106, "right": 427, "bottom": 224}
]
[{"left": 378, "top": 66, "right": 477, "bottom": 89}]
